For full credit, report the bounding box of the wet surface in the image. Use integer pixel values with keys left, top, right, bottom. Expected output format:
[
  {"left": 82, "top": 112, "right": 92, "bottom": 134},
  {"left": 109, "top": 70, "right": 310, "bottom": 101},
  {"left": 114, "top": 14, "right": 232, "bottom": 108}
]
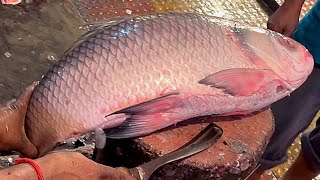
[
  {"left": 0, "top": 0, "right": 86, "bottom": 103},
  {"left": 73, "top": 0, "right": 271, "bottom": 27}
]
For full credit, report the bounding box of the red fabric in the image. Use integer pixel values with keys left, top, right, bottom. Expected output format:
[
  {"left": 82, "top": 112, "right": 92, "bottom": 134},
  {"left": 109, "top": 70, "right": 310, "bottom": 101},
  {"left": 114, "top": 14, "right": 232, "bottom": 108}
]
[{"left": 15, "top": 158, "right": 44, "bottom": 180}]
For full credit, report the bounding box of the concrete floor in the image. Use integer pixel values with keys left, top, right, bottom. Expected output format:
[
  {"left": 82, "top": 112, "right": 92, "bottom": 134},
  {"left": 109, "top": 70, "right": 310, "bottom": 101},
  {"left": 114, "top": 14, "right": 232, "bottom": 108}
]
[{"left": 0, "top": 0, "right": 87, "bottom": 103}]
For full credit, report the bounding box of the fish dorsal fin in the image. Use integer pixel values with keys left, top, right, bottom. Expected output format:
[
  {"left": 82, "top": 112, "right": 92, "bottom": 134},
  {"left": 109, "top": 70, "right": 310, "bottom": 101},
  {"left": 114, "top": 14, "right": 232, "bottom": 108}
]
[
  {"left": 84, "top": 16, "right": 132, "bottom": 31},
  {"left": 64, "top": 13, "right": 172, "bottom": 55},
  {"left": 64, "top": 16, "right": 132, "bottom": 55},
  {"left": 199, "top": 68, "right": 276, "bottom": 96}
]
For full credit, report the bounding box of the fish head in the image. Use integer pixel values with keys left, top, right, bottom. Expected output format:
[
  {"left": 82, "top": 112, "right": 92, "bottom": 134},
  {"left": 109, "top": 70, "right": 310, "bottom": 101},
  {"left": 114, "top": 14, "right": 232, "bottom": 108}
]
[{"left": 239, "top": 27, "right": 314, "bottom": 90}]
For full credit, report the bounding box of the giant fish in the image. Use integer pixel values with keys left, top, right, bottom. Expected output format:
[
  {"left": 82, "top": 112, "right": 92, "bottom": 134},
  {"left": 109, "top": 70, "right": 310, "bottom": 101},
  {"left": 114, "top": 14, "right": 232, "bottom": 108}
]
[{"left": 25, "top": 13, "right": 314, "bottom": 157}]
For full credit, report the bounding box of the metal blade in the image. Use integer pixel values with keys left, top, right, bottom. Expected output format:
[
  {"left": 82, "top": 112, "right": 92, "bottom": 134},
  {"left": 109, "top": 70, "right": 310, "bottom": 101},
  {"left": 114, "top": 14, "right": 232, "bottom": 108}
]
[{"left": 128, "top": 123, "right": 223, "bottom": 180}]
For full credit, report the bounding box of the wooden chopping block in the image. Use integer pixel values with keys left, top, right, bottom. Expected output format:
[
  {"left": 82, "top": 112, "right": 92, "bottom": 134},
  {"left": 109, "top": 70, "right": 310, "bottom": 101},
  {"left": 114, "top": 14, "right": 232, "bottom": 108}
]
[{"left": 94, "top": 109, "right": 275, "bottom": 180}]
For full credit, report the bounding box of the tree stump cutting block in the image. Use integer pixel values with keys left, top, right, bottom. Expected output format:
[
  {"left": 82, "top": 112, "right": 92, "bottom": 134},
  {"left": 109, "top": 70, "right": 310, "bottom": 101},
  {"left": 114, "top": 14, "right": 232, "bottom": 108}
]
[{"left": 95, "top": 109, "right": 274, "bottom": 180}]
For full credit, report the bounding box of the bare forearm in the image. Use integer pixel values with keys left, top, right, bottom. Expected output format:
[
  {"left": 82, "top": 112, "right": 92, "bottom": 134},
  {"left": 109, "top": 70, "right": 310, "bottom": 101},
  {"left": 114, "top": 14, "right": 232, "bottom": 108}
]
[
  {"left": 0, "top": 152, "right": 136, "bottom": 180},
  {"left": 0, "top": 156, "right": 78, "bottom": 180},
  {"left": 0, "top": 164, "right": 38, "bottom": 180}
]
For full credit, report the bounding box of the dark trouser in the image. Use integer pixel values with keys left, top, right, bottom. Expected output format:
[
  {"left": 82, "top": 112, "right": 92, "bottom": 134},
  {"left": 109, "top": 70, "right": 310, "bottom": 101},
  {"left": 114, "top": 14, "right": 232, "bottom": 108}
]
[{"left": 259, "top": 64, "right": 320, "bottom": 170}]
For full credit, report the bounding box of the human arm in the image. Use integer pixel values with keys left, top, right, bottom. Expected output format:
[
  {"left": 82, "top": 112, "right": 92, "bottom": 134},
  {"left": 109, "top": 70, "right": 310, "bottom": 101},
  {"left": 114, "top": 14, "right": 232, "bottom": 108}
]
[
  {"left": 267, "top": 0, "right": 305, "bottom": 37},
  {"left": 0, "top": 82, "right": 38, "bottom": 158},
  {"left": 0, "top": 152, "right": 136, "bottom": 180}
]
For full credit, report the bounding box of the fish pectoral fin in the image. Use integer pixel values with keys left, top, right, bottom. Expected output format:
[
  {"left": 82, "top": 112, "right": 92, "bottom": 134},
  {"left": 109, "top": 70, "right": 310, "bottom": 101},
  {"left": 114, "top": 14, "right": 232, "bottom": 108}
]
[
  {"left": 198, "top": 68, "right": 275, "bottom": 96},
  {"left": 104, "top": 93, "right": 182, "bottom": 139}
]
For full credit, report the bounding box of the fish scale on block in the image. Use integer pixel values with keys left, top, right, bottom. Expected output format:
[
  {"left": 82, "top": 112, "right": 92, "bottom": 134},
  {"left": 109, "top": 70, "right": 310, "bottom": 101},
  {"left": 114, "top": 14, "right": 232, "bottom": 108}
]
[{"left": 25, "top": 12, "right": 314, "bottom": 157}]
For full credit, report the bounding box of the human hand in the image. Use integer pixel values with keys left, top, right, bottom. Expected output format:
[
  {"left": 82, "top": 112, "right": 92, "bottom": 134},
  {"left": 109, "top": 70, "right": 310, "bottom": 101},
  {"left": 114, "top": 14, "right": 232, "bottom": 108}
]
[
  {"left": 267, "top": 2, "right": 303, "bottom": 37},
  {"left": 0, "top": 152, "right": 136, "bottom": 180},
  {"left": 0, "top": 82, "right": 38, "bottom": 158}
]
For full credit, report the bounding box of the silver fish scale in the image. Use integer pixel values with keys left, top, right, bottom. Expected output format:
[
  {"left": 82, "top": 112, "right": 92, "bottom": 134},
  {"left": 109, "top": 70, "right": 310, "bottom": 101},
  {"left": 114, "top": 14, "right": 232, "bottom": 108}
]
[{"left": 26, "top": 13, "right": 259, "bottom": 155}]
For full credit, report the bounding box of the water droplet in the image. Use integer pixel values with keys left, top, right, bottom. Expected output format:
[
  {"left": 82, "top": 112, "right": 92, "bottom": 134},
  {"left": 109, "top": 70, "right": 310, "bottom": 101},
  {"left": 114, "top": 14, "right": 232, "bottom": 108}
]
[
  {"left": 4, "top": 52, "right": 12, "bottom": 58},
  {"left": 22, "top": 66, "right": 27, "bottom": 71},
  {"left": 229, "top": 167, "right": 241, "bottom": 174},
  {"left": 125, "top": 9, "right": 132, "bottom": 15},
  {"left": 25, "top": 0, "right": 34, "bottom": 4},
  {"left": 47, "top": 55, "right": 57, "bottom": 62},
  {"left": 240, "top": 162, "right": 251, "bottom": 171}
]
